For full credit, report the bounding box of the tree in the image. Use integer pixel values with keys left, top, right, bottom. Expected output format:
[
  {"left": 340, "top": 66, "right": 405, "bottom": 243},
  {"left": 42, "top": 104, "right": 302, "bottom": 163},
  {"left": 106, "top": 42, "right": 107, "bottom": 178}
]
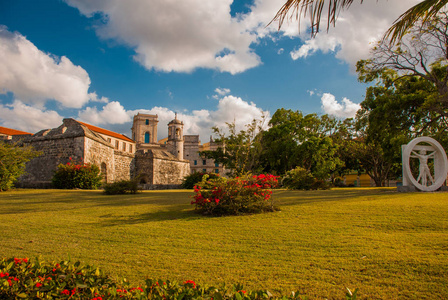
[
  {"left": 271, "top": 0, "right": 448, "bottom": 44},
  {"left": 0, "top": 142, "right": 41, "bottom": 191},
  {"left": 261, "top": 109, "right": 343, "bottom": 179},
  {"left": 353, "top": 63, "right": 448, "bottom": 186},
  {"left": 201, "top": 117, "right": 267, "bottom": 176},
  {"left": 357, "top": 12, "right": 448, "bottom": 118}
]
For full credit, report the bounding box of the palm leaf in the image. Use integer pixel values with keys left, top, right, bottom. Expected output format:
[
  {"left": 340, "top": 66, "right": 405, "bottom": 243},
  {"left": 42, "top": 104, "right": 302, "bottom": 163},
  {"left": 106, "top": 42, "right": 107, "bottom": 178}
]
[
  {"left": 384, "top": 0, "right": 448, "bottom": 44},
  {"left": 269, "top": 0, "right": 361, "bottom": 36}
]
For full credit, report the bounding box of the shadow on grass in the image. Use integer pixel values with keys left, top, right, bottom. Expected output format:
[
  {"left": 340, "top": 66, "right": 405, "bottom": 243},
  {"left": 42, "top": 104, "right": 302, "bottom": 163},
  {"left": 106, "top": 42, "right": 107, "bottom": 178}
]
[
  {"left": 274, "top": 188, "right": 395, "bottom": 207},
  {"left": 0, "top": 189, "right": 193, "bottom": 215},
  {"left": 98, "top": 208, "right": 203, "bottom": 226}
]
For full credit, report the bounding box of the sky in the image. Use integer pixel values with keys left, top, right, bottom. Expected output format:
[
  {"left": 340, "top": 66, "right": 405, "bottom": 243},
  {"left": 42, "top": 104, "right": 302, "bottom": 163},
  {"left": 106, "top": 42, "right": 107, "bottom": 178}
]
[{"left": 0, "top": 0, "right": 420, "bottom": 142}]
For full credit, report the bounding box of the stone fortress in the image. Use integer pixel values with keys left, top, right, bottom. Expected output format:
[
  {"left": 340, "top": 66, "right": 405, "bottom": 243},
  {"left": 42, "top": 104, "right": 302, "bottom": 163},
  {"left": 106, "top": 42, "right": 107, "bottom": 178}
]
[{"left": 1, "top": 113, "right": 224, "bottom": 188}]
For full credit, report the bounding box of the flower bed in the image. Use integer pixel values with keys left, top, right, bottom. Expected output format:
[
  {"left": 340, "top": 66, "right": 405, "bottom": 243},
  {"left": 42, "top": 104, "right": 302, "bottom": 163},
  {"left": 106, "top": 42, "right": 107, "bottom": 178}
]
[
  {"left": 0, "top": 257, "right": 356, "bottom": 299},
  {"left": 191, "top": 174, "right": 279, "bottom": 216}
]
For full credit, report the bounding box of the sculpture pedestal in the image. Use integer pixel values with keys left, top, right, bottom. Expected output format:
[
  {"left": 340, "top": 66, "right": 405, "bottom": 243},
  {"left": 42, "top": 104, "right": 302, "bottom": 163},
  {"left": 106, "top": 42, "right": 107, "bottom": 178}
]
[{"left": 397, "top": 186, "right": 417, "bottom": 193}]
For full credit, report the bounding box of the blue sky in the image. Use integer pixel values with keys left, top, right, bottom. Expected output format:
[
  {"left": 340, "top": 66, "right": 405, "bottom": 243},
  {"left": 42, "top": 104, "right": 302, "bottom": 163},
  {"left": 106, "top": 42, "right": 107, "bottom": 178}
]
[{"left": 0, "top": 0, "right": 418, "bottom": 141}]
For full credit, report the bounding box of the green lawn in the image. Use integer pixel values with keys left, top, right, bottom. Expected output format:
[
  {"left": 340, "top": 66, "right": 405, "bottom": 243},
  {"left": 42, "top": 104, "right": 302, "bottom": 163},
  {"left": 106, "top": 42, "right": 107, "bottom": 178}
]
[{"left": 0, "top": 188, "right": 447, "bottom": 299}]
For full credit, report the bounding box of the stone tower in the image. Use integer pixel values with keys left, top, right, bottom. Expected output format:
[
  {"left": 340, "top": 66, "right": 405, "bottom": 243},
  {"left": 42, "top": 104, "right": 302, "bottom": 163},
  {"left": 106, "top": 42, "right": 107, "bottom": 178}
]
[
  {"left": 167, "top": 113, "right": 184, "bottom": 160},
  {"left": 131, "top": 113, "right": 158, "bottom": 148}
]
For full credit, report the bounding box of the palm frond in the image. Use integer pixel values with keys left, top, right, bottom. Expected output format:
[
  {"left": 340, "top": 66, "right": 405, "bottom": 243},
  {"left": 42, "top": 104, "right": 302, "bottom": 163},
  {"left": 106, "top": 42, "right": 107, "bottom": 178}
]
[
  {"left": 384, "top": 0, "right": 448, "bottom": 44},
  {"left": 269, "top": 0, "right": 361, "bottom": 36}
]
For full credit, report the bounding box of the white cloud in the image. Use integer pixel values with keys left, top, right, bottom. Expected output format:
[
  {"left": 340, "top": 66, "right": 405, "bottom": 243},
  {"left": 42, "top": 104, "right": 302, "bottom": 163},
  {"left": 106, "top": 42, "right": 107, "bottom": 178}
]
[
  {"left": 277, "top": 48, "right": 284, "bottom": 55},
  {"left": 321, "top": 93, "right": 360, "bottom": 118},
  {"left": 78, "top": 101, "right": 131, "bottom": 125},
  {"left": 80, "top": 94, "right": 269, "bottom": 142},
  {"left": 0, "top": 27, "right": 94, "bottom": 108},
  {"left": 290, "top": 37, "right": 338, "bottom": 60},
  {"left": 286, "top": 0, "right": 421, "bottom": 68},
  {"left": 214, "top": 88, "right": 231, "bottom": 96},
  {"left": 0, "top": 101, "right": 63, "bottom": 133},
  {"left": 88, "top": 92, "right": 109, "bottom": 103},
  {"left": 63, "top": 0, "right": 419, "bottom": 73},
  {"left": 64, "top": 0, "right": 263, "bottom": 74}
]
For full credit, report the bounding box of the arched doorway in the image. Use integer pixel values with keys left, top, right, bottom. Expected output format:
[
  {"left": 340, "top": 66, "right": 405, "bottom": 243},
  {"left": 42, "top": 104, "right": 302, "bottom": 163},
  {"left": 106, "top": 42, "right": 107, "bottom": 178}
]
[{"left": 101, "top": 163, "right": 107, "bottom": 183}]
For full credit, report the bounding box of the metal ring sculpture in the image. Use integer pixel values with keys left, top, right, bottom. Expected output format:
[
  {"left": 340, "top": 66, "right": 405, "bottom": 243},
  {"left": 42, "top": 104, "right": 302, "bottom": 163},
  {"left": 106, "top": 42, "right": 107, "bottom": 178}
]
[{"left": 403, "top": 137, "right": 448, "bottom": 192}]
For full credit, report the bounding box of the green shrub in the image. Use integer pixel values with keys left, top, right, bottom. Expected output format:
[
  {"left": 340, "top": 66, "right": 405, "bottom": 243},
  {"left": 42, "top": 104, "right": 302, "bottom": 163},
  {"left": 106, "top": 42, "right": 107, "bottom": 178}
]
[
  {"left": 181, "top": 172, "right": 220, "bottom": 189},
  {"left": 281, "top": 167, "right": 316, "bottom": 190},
  {"left": 191, "top": 174, "right": 279, "bottom": 215},
  {"left": 103, "top": 180, "right": 140, "bottom": 195},
  {"left": 0, "top": 142, "right": 41, "bottom": 191},
  {"left": 0, "top": 257, "right": 358, "bottom": 299},
  {"left": 52, "top": 158, "right": 102, "bottom": 189}
]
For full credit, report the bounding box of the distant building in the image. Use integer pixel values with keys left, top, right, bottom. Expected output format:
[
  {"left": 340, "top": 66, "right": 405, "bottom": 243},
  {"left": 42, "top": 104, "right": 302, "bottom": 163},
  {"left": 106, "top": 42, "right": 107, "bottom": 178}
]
[
  {"left": 0, "top": 126, "right": 32, "bottom": 143},
  {"left": 12, "top": 112, "right": 223, "bottom": 189}
]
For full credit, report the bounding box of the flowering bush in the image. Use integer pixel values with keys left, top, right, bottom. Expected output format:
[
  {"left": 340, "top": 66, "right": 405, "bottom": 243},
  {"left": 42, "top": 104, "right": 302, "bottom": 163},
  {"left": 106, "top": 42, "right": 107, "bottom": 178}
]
[
  {"left": 52, "top": 157, "right": 102, "bottom": 189},
  {"left": 181, "top": 172, "right": 220, "bottom": 189},
  {"left": 0, "top": 257, "right": 357, "bottom": 299},
  {"left": 191, "top": 174, "right": 279, "bottom": 216},
  {"left": 281, "top": 167, "right": 330, "bottom": 190}
]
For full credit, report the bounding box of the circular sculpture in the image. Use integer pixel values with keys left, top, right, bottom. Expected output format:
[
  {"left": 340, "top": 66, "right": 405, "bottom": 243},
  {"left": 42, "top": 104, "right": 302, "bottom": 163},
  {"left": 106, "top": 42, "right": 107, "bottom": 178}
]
[{"left": 402, "top": 137, "right": 448, "bottom": 192}]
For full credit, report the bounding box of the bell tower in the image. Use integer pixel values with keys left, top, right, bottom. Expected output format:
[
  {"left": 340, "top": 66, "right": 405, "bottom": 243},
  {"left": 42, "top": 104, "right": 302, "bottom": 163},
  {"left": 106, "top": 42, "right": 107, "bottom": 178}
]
[
  {"left": 167, "top": 113, "right": 184, "bottom": 160},
  {"left": 131, "top": 113, "right": 158, "bottom": 149}
]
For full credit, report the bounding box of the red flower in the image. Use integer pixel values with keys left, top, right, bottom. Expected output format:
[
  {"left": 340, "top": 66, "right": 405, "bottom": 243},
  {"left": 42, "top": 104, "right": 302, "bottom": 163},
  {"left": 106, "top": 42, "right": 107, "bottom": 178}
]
[
  {"left": 36, "top": 282, "right": 43, "bottom": 288},
  {"left": 0, "top": 272, "right": 8, "bottom": 277},
  {"left": 183, "top": 280, "right": 196, "bottom": 288},
  {"left": 61, "top": 290, "right": 70, "bottom": 295},
  {"left": 7, "top": 279, "right": 12, "bottom": 286}
]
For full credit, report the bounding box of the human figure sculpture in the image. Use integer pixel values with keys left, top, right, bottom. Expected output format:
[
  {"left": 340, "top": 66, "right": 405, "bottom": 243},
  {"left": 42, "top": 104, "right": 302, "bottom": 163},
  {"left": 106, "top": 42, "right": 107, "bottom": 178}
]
[
  {"left": 400, "top": 136, "right": 448, "bottom": 192},
  {"left": 410, "top": 149, "right": 435, "bottom": 187}
]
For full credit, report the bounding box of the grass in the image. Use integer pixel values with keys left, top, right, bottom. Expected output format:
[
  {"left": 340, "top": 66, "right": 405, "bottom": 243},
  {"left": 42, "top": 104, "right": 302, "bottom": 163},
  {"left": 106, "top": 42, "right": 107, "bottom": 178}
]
[{"left": 0, "top": 188, "right": 447, "bottom": 299}]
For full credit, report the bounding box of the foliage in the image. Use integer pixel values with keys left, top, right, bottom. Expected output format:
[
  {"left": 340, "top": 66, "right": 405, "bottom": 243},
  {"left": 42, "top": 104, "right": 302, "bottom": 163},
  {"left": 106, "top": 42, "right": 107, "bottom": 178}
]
[
  {"left": 357, "top": 12, "right": 448, "bottom": 121},
  {"left": 181, "top": 172, "right": 220, "bottom": 189},
  {"left": 0, "top": 257, "right": 359, "bottom": 300},
  {"left": 261, "top": 109, "right": 343, "bottom": 179},
  {"left": 1, "top": 189, "right": 447, "bottom": 299},
  {"left": 103, "top": 179, "right": 140, "bottom": 195},
  {"left": 191, "top": 174, "right": 279, "bottom": 215},
  {"left": 0, "top": 142, "right": 41, "bottom": 191},
  {"left": 52, "top": 158, "right": 102, "bottom": 189},
  {"left": 201, "top": 117, "right": 267, "bottom": 176},
  {"left": 270, "top": 0, "right": 448, "bottom": 44},
  {"left": 281, "top": 167, "right": 329, "bottom": 190}
]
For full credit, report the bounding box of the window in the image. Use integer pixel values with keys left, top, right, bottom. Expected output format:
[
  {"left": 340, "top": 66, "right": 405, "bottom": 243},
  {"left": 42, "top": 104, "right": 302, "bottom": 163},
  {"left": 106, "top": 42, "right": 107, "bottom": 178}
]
[
  {"left": 194, "top": 160, "right": 197, "bottom": 165},
  {"left": 107, "top": 138, "right": 111, "bottom": 143},
  {"left": 145, "top": 119, "right": 149, "bottom": 125},
  {"left": 215, "top": 162, "right": 219, "bottom": 167},
  {"left": 202, "top": 160, "right": 206, "bottom": 165},
  {"left": 129, "top": 145, "right": 133, "bottom": 152},
  {"left": 115, "top": 140, "right": 119, "bottom": 149},
  {"left": 145, "top": 132, "right": 150, "bottom": 143},
  {"left": 203, "top": 169, "right": 207, "bottom": 172},
  {"left": 215, "top": 169, "right": 219, "bottom": 174},
  {"left": 122, "top": 142, "right": 126, "bottom": 151}
]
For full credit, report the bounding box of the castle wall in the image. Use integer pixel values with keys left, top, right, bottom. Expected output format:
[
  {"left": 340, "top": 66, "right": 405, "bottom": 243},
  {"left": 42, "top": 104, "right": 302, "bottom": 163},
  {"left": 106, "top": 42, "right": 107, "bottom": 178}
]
[
  {"left": 19, "top": 136, "right": 85, "bottom": 188},
  {"left": 134, "top": 150, "right": 189, "bottom": 187},
  {"left": 152, "top": 157, "right": 189, "bottom": 185},
  {"left": 114, "top": 150, "right": 135, "bottom": 181},
  {"left": 83, "top": 137, "right": 115, "bottom": 183}
]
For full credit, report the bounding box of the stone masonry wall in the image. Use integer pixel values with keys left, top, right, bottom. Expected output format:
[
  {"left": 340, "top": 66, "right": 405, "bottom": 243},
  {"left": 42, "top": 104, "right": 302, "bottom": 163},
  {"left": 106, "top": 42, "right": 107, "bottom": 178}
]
[
  {"left": 83, "top": 137, "right": 115, "bottom": 183},
  {"left": 153, "top": 158, "right": 190, "bottom": 185},
  {"left": 114, "top": 150, "right": 135, "bottom": 181},
  {"left": 134, "top": 153, "right": 154, "bottom": 184},
  {"left": 19, "top": 136, "right": 85, "bottom": 187}
]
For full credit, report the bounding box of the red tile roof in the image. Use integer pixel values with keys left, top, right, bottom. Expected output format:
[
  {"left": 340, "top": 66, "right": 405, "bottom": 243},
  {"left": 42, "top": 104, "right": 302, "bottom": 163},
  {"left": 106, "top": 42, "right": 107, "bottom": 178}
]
[
  {"left": 76, "top": 121, "right": 134, "bottom": 143},
  {"left": 0, "top": 126, "right": 33, "bottom": 136}
]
